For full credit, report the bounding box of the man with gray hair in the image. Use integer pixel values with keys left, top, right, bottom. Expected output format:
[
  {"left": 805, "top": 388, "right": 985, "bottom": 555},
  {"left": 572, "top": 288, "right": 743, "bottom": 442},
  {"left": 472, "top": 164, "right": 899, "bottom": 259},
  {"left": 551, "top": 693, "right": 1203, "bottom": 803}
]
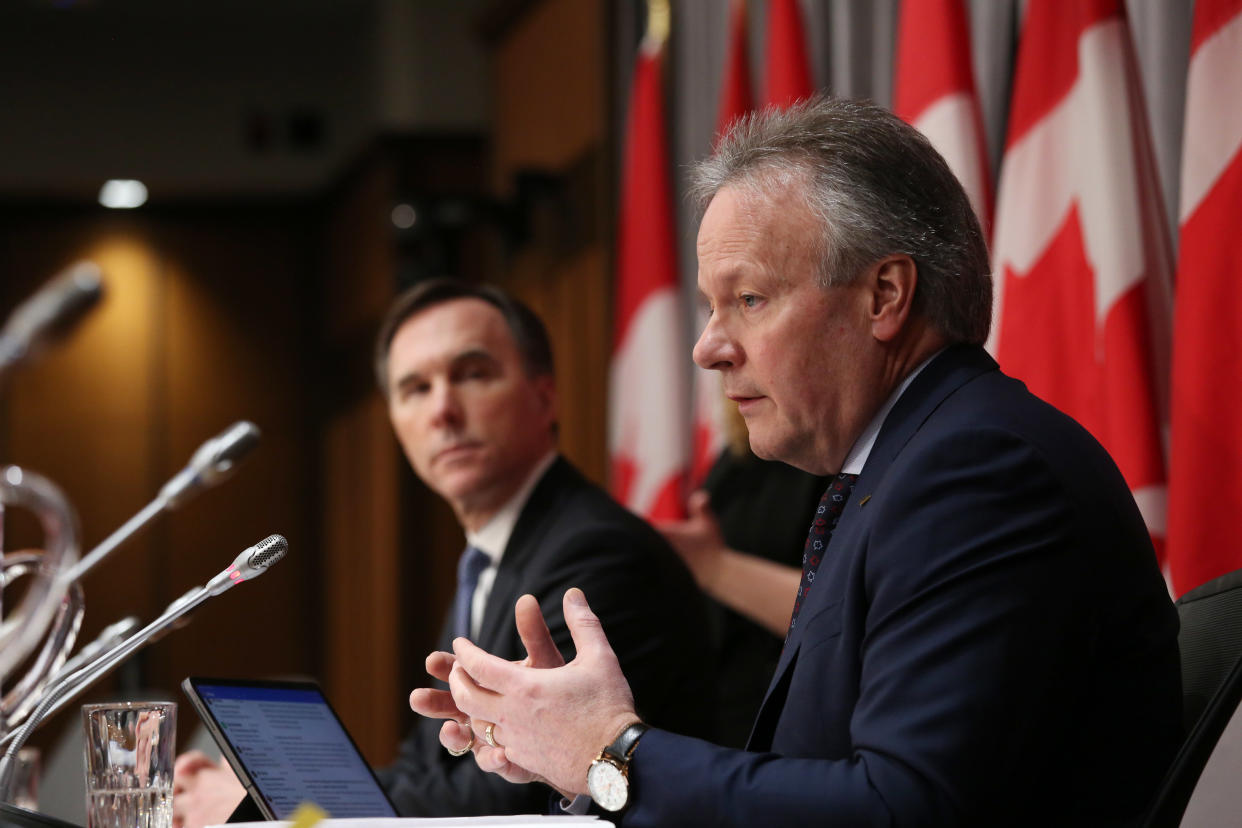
[{"left": 412, "top": 97, "right": 1181, "bottom": 825}]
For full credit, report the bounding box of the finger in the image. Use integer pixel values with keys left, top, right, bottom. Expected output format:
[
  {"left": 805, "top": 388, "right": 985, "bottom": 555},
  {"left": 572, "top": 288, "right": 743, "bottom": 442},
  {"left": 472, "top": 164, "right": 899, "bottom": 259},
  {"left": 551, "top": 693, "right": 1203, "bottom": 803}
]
[
  {"left": 473, "top": 744, "right": 511, "bottom": 772},
  {"left": 515, "top": 594, "right": 563, "bottom": 669},
  {"left": 471, "top": 719, "right": 507, "bottom": 750},
  {"left": 410, "top": 686, "right": 465, "bottom": 720},
  {"left": 563, "top": 587, "right": 614, "bottom": 660},
  {"left": 686, "top": 489, "right": 712, "bottom": 518},
  {"left": 452, "top": 636, "right": 524, "bottom": 695},
  {"left": 425, "top": 650, "right": 456, "bottom": 683},
  {"left": 471, "top": 743, "right": 534, "bottom": 785},
  {"left": 438, "top": 719, "right": 474, "bottom": 754},
  {"left": 447, "top": 659, "right": 503, "bottom": 724},
  {"left": 173, "top": 750, "right": 215, "bottom": 777}
]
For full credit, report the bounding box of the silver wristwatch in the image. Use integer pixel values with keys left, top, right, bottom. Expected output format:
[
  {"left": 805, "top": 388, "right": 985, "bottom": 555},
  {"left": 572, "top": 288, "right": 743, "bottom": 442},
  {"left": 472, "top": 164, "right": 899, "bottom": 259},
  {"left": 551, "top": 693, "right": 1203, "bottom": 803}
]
[{"left": 586, "top": 722, "right": 649, "bottom": 811}]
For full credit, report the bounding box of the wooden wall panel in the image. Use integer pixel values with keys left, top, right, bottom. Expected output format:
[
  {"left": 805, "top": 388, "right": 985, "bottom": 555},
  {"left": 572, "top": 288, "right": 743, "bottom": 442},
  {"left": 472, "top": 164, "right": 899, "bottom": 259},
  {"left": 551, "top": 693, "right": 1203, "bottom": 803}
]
[
  {"left": 322, "top": 397, "right": 402, "bottom": 764},
  {"left": 488, "top": 0, "right": 613, "bottom": 487},
  {"left": 317, "top": 151, "right": 406, "bottom": 764},
  {"left": 0, "top": 209, "right": 316, "bottom": 754},
  {"left": 492, "top": 0, "right": 607, "bottom": 193},
  {"left": 155, "top": 218, "right": 315, "bottom": 689}
]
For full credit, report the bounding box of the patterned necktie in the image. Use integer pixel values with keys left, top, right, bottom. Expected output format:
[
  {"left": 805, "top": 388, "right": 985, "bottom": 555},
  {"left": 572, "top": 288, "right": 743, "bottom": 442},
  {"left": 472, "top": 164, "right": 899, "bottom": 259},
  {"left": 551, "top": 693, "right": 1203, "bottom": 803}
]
[
  {"left": 453, "top": 544, "right": 490, "bottom": 639},
  {"left": 787, "top": 472, "right": 859, "bottom": 641}
]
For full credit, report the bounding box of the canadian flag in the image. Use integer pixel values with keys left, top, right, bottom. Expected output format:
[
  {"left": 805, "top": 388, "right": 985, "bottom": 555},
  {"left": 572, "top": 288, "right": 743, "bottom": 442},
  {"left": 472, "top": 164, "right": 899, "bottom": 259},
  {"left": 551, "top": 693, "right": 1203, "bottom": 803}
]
[
  {"left": 691, "top": 0, "right": 755, "bottom": 488},
  {"left": 763, "top": 0, "right": 814, "bottom": 109},
  {"left": 989, "top": 0, "right": 1173, "bottom": 561},
  {"left": 609, "top": 28, "right": 689, "bottom": 521},
  {"left": 893, "top": 0, "right": 992, "bottom": 235},
  {"left": 1167, "top": 0, "right": 1242, "bottom": 594}
]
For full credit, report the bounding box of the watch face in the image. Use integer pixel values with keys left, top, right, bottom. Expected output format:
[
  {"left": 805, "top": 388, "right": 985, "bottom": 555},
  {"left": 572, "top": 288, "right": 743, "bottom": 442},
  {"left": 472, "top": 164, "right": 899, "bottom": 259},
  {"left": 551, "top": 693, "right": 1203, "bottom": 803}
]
[{"left": 587, "top": 759, "right": 628, "bottom": 811}]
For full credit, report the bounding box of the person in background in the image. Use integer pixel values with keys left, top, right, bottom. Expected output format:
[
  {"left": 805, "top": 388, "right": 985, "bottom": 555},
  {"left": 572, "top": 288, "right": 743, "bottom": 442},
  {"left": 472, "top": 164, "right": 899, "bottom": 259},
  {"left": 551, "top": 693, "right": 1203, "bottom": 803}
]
[{"left": 173, "top": 279, "right": 712, "bottom": 824}]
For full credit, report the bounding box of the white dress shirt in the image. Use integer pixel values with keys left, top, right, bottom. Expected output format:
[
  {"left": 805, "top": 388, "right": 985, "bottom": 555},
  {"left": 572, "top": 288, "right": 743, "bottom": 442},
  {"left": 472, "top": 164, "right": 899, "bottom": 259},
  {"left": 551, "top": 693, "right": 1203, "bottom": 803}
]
[{"left": 462, "top": 451, "right": 558, "bottom": 638}]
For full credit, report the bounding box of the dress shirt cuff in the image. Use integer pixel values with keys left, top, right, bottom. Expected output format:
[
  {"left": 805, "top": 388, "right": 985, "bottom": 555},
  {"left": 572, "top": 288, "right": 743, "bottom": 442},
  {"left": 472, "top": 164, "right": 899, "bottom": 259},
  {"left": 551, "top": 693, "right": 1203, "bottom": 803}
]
[{"left": 557, "top": 793, "right": 593, "bottom": 815}]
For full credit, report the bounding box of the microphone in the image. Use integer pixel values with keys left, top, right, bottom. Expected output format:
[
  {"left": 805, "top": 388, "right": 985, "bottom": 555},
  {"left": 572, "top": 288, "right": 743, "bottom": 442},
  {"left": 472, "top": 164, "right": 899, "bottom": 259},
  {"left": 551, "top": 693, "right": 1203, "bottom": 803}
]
[
  {"left": 0, "top": 262, "right": 104, "bottom": 377},
  {"left": 205, "top": 533, "right": 287, "bottom": 595},
  {"left": 44, "top": 616, "right": 141, "bottom": 689},
  {"left": 159, "top": 420, "right": 261, "bottom": 509},
  {"left": 63, "top": 421, "right": 261, "bottom": 582},
  {"left": 0, "top": 535, "right": 288, "bottom": 794}
]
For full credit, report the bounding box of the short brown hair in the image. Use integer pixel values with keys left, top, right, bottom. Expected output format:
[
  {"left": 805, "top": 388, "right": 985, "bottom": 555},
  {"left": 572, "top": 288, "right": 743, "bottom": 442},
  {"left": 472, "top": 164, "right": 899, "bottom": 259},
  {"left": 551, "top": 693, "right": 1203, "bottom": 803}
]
[{"left": 373, "top": 278, "right": 555, "bottom": 396}]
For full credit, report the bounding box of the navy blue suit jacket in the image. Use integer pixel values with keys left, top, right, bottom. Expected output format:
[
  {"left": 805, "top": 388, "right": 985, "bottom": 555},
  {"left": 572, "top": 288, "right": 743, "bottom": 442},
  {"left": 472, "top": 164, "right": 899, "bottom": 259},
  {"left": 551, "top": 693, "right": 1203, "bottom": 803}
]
[{"left": 624, "top": 346, "right": 1181, "bottom": 826}]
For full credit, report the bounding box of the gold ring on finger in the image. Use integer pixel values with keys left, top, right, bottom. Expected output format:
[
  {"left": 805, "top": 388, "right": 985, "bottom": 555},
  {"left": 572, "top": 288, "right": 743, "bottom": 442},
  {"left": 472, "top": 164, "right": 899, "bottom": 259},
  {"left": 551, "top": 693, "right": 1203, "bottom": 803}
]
[{"left": 446, "top": 730, "right": 475, "bottom": 757}]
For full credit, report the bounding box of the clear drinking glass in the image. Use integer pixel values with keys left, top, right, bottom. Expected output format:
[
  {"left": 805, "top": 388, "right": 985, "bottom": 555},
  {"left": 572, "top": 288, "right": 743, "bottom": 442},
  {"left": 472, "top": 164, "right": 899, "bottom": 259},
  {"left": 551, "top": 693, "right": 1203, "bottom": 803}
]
[{"left": 82, "top": 702, "right": 176, "bottom": 828}]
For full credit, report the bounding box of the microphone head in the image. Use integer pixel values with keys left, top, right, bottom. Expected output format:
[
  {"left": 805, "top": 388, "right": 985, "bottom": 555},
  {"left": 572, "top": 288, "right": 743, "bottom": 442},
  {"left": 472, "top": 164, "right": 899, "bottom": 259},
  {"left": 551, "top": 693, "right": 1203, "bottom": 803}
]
[
  {"left": 204, "top": 422, "right": 260, "bottom": 479},
  {"left": 161, "top": 421, "right": 261, "bottom": 508},
  {"left": 206, "top": 535, "right": 287, "bottom": 596},
  {"left": 242, "top": 533, "right": 288, "bottom": 574},
  {"left": 192, "top": 420, "right": 261, "bottom": 484},
  {"left": 1, "top": 262, "right": 105, "bottom": 367}
]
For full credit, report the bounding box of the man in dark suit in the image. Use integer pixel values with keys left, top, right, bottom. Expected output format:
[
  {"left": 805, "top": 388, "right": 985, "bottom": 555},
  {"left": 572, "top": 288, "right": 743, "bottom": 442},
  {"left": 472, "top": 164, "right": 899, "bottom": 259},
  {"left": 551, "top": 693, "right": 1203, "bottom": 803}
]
[
  {"left": 171, "top": 280, "right": 711, "bottom": 823},
  {"left": 414, "top": 97, "right": 1182, "bottom": 826},
  {"left": 371, "top": 278, "right": 711, "bottom": 815}
]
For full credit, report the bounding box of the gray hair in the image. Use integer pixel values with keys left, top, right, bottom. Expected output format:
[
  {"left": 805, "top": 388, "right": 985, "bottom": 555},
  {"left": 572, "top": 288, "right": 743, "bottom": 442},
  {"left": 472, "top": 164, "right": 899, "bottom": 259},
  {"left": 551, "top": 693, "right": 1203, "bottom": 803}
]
[{"left": 690, "top": 95, "right": 992, "bottom": 345}]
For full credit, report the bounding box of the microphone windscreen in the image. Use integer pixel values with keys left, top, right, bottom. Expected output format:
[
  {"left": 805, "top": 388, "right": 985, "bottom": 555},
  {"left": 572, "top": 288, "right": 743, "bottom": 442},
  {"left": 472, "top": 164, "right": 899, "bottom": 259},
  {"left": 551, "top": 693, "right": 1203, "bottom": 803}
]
[{"left": 245, "top": 534, "right": 287, "bottom": 571}]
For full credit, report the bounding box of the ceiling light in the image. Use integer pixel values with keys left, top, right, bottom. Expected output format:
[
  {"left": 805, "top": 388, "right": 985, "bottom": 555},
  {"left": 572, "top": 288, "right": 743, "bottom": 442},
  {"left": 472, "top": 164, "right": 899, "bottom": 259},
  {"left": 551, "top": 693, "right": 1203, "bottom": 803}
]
[
  {"left": 391, "top": 203, "right": 417, "bottom": 229},
  {"left": 98, "top": 180, "right": 148, "bottom": 209}
]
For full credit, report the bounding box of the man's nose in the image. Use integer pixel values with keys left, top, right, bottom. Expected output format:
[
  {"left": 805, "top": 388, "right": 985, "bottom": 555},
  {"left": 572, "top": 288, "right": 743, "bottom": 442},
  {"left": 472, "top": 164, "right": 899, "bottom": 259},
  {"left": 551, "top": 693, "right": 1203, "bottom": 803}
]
[
  {"left": 693, "top": 315, "right": 738, "bottom": 371},
  {"left": 429, "top": 381, "right": 464, "bottom": 427}
]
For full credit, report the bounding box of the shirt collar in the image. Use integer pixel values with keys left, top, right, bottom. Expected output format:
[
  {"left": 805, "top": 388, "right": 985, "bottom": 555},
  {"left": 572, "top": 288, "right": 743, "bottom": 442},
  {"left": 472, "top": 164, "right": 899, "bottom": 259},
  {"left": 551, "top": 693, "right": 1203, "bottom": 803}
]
[
  {"left": 840, "top": 348, "right": 945, "bottom": 475},
  {"left": 465, "top": 451, "right": 558, "bottom": 565}
]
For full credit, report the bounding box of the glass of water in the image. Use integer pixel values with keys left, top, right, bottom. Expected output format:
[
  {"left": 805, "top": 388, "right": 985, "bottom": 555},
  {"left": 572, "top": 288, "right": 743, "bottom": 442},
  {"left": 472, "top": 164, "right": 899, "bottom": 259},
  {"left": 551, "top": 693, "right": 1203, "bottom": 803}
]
[{"left": 82, "top": 701, "right": 176, "bottom": 828}]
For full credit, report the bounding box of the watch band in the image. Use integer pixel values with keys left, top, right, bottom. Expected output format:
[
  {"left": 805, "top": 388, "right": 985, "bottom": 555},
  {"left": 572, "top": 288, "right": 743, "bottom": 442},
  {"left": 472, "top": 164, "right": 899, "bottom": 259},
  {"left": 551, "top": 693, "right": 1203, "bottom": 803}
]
[{"left": 603, "top": 722, "right": 649, "bottom": 763}]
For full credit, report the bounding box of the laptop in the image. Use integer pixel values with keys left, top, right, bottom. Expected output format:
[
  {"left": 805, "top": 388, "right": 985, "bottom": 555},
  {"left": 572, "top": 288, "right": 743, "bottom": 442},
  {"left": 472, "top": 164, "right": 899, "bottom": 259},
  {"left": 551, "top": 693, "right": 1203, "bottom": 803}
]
[{"left": 181, "top": 676, "right": 399, "bottom": 819}]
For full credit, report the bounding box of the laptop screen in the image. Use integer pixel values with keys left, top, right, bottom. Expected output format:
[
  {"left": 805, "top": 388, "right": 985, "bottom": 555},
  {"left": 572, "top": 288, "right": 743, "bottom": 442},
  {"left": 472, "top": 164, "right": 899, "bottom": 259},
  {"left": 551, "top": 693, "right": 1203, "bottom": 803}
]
[{"left": 183, "top": 678, "right": 398, "bottom": 818}]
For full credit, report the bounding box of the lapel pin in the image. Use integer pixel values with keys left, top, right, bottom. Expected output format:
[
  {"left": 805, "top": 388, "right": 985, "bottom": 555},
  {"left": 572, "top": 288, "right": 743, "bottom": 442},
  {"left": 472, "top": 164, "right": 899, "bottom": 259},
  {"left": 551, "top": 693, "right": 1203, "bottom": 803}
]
[{"left": 858, "top": 494, "right": 871, "bottom": 507}]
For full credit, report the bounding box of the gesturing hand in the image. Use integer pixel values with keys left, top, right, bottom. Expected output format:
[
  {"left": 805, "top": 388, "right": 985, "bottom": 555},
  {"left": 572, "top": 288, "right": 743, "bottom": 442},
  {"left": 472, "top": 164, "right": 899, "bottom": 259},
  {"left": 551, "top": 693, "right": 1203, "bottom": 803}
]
[
  {"left": 409, "top": 590, "right": 572, "bottom": 788},
  {"left": 448, "top": 587, "right": 639, "bottom": 797}
]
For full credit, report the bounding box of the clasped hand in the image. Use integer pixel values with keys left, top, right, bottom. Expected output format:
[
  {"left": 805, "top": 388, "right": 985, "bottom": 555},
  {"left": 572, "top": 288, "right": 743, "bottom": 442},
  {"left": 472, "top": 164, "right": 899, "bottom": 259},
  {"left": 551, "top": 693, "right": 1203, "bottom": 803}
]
[{"left": 409, "top": 587, "right": 638, "bottom": 798}]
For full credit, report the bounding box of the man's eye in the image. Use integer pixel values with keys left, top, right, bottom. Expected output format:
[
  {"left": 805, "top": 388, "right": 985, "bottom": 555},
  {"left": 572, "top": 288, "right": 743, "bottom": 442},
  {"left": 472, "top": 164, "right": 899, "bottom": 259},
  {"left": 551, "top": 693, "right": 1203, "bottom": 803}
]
[{"left": 741, "top": 294, "right": 759, "bottom": 308}]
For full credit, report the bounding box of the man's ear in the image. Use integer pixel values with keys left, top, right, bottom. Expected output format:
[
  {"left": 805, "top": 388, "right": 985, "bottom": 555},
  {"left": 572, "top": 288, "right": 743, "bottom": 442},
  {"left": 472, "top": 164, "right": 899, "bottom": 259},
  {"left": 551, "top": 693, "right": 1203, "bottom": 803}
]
[
  {"left": 868, "top": 254, "right": 918, "bottom": 342},
  {"left": 534, "top": 374, "right": 558, "bottom": 426}
]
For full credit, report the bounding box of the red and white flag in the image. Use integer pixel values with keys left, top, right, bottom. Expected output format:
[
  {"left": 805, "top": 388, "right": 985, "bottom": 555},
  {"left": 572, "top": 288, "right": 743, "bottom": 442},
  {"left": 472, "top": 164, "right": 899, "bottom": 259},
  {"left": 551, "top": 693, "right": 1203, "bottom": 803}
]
[
  {"left": 989, "top": 0, "right": 1173, "bottom": 563},
  {"left": 609, "top": 21, "right": 689, "bottom": 521},
  {"left": 691, "top": 0, "right": 755, "bottom": 488},
  {"left": 1167, "top": 0, "right": 1242, "bottom": 595},
  {"left": 893, "top": 0, "right": 992, "bottom": 236},
  {"left": 763, "top": 0, "right": 814, "bottom": 109}
]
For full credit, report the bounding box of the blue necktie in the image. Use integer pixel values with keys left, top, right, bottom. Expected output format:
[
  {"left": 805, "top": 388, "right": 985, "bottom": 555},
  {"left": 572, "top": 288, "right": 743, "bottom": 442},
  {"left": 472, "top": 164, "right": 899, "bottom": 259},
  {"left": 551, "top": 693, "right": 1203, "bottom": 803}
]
[{"left": 454, "top": 545, "right": 490, "bottom": 639}]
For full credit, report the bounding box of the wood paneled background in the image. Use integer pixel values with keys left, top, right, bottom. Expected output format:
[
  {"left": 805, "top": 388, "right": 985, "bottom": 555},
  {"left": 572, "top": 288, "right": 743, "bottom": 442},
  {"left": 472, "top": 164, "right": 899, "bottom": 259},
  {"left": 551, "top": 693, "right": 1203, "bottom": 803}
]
[{"left": 0, "top": 0, "right": 616, "bottom": 771}]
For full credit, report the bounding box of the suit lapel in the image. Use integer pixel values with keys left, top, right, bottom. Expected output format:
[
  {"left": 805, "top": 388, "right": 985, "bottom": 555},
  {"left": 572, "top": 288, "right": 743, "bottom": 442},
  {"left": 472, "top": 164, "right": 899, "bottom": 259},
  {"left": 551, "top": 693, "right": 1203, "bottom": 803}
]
[
  {"left": 475, "top": 457, "right": 571, "bottom": 651},
  {"left": 746, "top": 346, "right": 998, "bottom": 749}
]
